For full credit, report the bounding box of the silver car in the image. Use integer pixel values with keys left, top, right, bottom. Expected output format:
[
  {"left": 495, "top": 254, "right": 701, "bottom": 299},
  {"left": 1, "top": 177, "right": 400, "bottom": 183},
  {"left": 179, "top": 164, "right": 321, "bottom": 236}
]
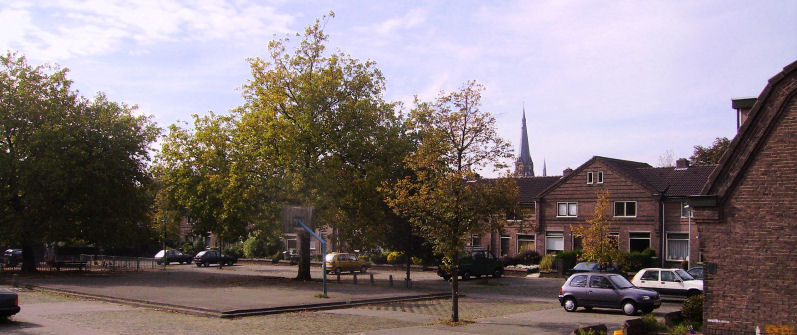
[{"left": 558, "top": 272, "right": 661, "bottom": 316}]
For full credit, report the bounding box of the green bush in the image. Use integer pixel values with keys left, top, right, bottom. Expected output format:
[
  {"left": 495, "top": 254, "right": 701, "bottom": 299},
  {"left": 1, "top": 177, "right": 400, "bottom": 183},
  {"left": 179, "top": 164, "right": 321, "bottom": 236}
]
[
  {"left": 243, "top": 233, "right": 269, "bottom": 258},
  {"left": 682, "top": 294, "right": 703, "bottom": 323},
  {"left": 641, "top": 313, "right": 662, "bottom": 333},
  {"left": 411, "top": 256, "right": 424, "bottom": 265},
  {"left": 370, "top": 252, "right": 388, "bottom": 264},
  {"left": 540, "top": 254, "right": 555, "bottom": 271},
  {"left": 223, "top": 244, "right": 244, "bottom": 259},
  {"left": 271, "top": 251, "right": 281, "bottom": 263},
  {"left": 181, "top": 242, "right": 197, "bottom": 255},
  {"left": 387, "top": 251, "right": 406, "bottom": 264},
  {"left": 556, "top": 250, "right": 580, "bottom": 270}
]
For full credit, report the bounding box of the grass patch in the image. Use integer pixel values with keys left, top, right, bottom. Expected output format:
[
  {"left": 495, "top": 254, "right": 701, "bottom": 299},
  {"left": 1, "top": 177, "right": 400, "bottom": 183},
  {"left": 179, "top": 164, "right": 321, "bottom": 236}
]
[{"left": 313, "top": 293, "right": 329, "bottom": 299}]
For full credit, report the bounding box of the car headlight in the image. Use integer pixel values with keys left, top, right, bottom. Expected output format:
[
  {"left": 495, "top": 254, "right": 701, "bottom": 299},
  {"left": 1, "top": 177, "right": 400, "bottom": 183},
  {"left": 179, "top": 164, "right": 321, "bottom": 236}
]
[{"left": 641, "top": 296, "right": 651, "bottom": 300}]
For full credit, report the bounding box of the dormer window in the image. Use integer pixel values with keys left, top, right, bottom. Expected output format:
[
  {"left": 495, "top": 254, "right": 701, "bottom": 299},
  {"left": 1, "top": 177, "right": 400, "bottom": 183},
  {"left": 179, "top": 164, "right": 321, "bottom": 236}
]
[{"left": 587, "top": 172, "right": 594, "bottom": 184}]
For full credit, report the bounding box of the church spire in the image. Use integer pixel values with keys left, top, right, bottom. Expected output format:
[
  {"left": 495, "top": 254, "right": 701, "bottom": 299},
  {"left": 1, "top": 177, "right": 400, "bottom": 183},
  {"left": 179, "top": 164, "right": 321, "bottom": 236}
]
[{"left": 515, "top": 104, "right": 535, "bottom": 177}]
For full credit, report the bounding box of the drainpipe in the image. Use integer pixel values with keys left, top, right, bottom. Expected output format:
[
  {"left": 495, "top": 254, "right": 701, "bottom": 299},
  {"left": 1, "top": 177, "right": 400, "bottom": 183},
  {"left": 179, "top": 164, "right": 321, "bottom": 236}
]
[{"left": 654, "top": 193, "right": 665, "bottom": 267}]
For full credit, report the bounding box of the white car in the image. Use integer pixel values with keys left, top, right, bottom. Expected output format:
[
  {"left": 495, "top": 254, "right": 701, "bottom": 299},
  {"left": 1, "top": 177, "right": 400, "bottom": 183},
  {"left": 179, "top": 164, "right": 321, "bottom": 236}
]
[{"left": 631, "top": 268, "right": 703, "bottom": 298}]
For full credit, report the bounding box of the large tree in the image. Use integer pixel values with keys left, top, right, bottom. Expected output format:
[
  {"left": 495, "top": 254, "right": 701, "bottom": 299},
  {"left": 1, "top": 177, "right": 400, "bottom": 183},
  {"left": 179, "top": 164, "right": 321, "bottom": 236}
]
[
  {"left": 382, "top": 81, "right": 518, "bottom": 322},
  {"left": 690, "top": 137, "right": 730, "bottom": 166},
  {"left": 238, "top": 13, "right": 405, "bottom": 280},
  {"left": 0, "top": 52, "right": 159, "bottom": 271}
]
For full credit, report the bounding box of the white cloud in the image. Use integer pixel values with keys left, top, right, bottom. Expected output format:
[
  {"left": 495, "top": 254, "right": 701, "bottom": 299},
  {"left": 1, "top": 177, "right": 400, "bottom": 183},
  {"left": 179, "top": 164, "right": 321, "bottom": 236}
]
[{"left": 0, "top": 0, "right": 295, "bottom": 60}]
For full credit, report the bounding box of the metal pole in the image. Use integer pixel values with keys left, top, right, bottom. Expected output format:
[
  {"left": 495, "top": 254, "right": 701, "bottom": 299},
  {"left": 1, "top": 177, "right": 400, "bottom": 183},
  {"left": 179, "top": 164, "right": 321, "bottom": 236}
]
[
  {"left": 296, "top": 218, "right": 326, "bottom": 296},
  {"left": 687, "top": 205, "right": 692, "bottom": 269}
]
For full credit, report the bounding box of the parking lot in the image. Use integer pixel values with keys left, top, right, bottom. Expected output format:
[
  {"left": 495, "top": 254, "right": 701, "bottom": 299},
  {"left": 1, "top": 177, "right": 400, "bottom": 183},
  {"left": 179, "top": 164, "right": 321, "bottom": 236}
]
[{"left": 1, "top": 263, "right": 683, "bottom": 334}]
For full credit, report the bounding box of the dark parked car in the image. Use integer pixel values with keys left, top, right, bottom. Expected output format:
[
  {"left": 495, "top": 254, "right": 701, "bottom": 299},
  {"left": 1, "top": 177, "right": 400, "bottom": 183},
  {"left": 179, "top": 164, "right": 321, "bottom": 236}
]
[
  {"left": 154, "top": 249, "right": 193, "bottom": 265},
  {"left": 437, "top": 248, "right": 504, "bottom": 280},
  {"left": 687, "top": 266, "right": 703, "bottom": 280},
  {"left": 193, "top": 250, "right": 237, "bottom": 267},
  {"left": 3, "top": 249, "right": 22, "bottom": 267},
  {"left": 564, "top": 261, "right": 622, "bottom": 276},
  {"left": 558, "top": 272, "right": 661, "bottom": 316},
  {"left": 0, "top": 290, "right": 20, "bottom": 318}
]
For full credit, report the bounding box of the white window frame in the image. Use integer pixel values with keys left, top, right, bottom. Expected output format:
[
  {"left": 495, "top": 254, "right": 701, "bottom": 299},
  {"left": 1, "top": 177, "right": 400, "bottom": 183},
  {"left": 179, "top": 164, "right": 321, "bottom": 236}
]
[
  {"left": 516, "top": 234, "right": 535, "bottom": 254},
  {"left": 500, "top": 235, "right": 511, "bottom": 256},
  {"left": 470, "top": 234, "right": 481, "bottom": 247},
  {"left": 597, "top": 171, "right": 604, "bottom": 184},
  {"left": 587, "top": 172, "right": 594, "bottom": 184},
  {"left": 666, "top": 232, "right": 690, "bottom": 261},
  {"left": 614, "top": 201, "right": 637, "bottom": 217},
  {"left": 681, "top": 202, "right": 694, "bottom": 218},
  {"left": 629, "top": 231, "right": 651, "bottom": 252},
  {"left": 545, "top": 231, "right": 564, "bottom": 254},
  {"left": 557, "top": 202, "right": 578, "bottom": 217}
]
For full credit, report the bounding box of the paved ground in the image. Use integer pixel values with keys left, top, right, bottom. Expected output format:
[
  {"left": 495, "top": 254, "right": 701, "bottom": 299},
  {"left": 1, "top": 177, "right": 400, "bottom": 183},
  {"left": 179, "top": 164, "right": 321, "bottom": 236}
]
[{"left": 0, "top": 263, "right": 682, "bottom": 334}]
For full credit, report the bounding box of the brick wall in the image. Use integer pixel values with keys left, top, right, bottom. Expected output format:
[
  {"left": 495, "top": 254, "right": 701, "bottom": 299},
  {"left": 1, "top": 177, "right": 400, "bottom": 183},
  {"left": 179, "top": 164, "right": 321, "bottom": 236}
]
[{"left": 698, "top": 67, "right": 797, "bottom": 334}]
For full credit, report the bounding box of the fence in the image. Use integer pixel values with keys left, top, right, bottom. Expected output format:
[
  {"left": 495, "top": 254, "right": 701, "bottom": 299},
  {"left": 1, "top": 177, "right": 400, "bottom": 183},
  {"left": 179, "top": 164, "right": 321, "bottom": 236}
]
[{"left": 1, "top": 255, "right": 160, "bottom": 272}]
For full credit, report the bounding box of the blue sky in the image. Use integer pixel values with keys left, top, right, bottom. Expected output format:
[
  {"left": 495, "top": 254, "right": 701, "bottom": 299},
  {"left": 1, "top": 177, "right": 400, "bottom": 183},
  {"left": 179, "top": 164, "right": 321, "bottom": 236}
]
[{"left": 2, "top": 1, "right": 795, "bottom": 176}]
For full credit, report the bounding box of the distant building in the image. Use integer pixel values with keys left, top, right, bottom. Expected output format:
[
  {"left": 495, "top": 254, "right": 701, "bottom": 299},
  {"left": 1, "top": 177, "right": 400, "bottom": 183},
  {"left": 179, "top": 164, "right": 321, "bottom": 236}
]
[{"left": 691, "top": 60, "right": 797, "bottom": 335}]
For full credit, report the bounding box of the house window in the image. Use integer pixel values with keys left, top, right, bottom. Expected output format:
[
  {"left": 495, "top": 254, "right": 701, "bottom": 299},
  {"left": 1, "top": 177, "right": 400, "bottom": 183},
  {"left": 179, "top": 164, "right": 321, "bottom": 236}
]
[
  {"left": 470, "top": 234, "right": 481, "bottom": 247},
  {"left": 629, "top": 232, "right": 651, "bottom": 252},
  {"left": 614, "top": 201, "right": 637, "bottom": 217},
  {"left": 506, "top": 208, "right": 521, "bottom": 221},
  {"left": 681, "top": 202, "right": 693, "bottom": 218},
  {"left": 666, "top": 233, "right": 689, "bottom": 261},
  {"left": 310, "top": 240, "right": 316, "bottom": 250},
  {"left": 500, "top": 236, "right": 511, "bottom": 256},
  {"left": 286, "top": 237, "right": 297, "bottom": 251},
  {"left": 557, "top": 202, "right": 578, "bottom": 217},
  {"left": 517, "top": 234, "right": 535, "bottom": 254},
  {"left": 597, "top": 171, "right": 604, "bottom": 184},
  {"left": 587, "top": 172, "right": 594, "bottom": 184},
  {"left": 546, "top": 231, "right": 564, "bottom": 254},
  {"left": 572, "top": 234, "right": 583, "bottom": 250},
  {"left": 609, "top": 232, "right": 620, "bottom": 245}
]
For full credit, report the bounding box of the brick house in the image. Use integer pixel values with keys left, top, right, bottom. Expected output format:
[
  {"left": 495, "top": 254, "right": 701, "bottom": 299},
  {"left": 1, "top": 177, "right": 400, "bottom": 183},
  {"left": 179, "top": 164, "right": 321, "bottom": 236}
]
[
  {"left": 474, "top": 156, "right": 714, "bottom": 268},
  {"left": 690, "top": 60, "right": 797, "bottom": 335}
]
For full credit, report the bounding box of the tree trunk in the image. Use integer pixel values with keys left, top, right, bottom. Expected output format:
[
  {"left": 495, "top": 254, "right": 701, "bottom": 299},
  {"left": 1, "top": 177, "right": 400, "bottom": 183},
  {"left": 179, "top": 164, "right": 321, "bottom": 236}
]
[
  {"left": 21, "top": 242, "right": 37, "bottom": 273},
  {"left": 450, "top": 258, "right": 459, "bottom": 322},
  {"left": 296, "top": 231, "right": 312, "bottom": 280}
]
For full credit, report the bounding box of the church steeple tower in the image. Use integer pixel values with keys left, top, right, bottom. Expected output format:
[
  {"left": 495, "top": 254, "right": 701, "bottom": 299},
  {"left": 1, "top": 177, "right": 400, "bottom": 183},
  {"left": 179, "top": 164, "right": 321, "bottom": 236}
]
[{"left": 515, "top": 106, "right": 535, "bottom": 177}]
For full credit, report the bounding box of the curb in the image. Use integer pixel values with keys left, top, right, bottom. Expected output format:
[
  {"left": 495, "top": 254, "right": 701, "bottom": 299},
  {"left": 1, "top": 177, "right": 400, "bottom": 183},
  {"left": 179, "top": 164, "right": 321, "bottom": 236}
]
[{"left": 29, "top": 285, "right": 450, "bottom": 319}]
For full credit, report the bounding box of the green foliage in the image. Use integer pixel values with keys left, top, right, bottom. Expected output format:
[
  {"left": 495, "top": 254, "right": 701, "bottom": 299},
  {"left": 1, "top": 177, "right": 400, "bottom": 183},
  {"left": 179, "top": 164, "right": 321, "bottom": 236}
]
[
  {"left": 540, "top": 254, "right": 555, "bottom": 271},
  {"left": 387, "top": 251, "right": 407, "bottom": 265},
  {"left": 619, "top": 249, "right": 658, "bottom": 273},
  {"left": 411, "top": 256, "right": 424, "bottom": 265},
  {"left": 243, "top": 231, "right": 281, "bottom": 258},
  {"left": 223, "top": 244, "right": 244, "bottom": 259},
  {"left": 370, "top": 252, "right": 388, "bottom": 264},
  {"left": 642, "top": 313, "right": 663, "bottom": 333},
  {"left": 682, "top": 294, "right": 703, "bottom": 323},
  {"left": 555, "top": 250, "right": 581, "bottom": 271},
  {"left": 690, "top": 137, "right": 730, "bottom": 166},
  {"left": 0, "top": 52, "right": 160, "bottom": 271}
]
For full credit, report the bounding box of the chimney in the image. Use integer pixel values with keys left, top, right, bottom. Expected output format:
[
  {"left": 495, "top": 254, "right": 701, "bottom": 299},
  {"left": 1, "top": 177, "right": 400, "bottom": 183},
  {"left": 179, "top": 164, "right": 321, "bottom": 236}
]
[
  {"left": 732, "top": 97, "right": 757, "bottom": 131},
  {"left": 563, "top": 168, "right": 573, "bottom": 176},
  {"left": 676, "top": 158, "right": 690, "bottom": 169}
]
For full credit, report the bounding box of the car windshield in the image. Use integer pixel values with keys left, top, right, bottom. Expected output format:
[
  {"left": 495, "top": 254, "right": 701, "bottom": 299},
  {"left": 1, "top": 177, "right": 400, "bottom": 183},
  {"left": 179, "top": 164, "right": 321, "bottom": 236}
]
[
  {"left": 155, "top": 250, "right": 166, "bottom": 258},
  {"left": 196, "top": 251, "right": 206, "bottom": 257},
  {"left": 607, "top": 274, "right": 634, "bottom": 289},
  {"left": 675, "top": 269, "right": 695, "bottom": 280}
]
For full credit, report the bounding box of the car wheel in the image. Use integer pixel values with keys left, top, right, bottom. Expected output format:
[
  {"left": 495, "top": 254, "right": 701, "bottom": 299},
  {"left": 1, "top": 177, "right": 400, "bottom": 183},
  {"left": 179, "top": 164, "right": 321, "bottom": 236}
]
[
  {"left": 334, "top": 267, "right": 341, "bottom": 275},
  {"left": 687, "top": 290, "right": 702, "bottom": 298},
  {"left": 462, "top": 271, "right": 471, "bottom": 281},
  {"left": 492, "top": 268, "right": 502, "bottom": 278},
  {"left": 442, "top": 275, "right": 450, "bottom": 281},
  {"left": 203, "top": 262, "right": 209, "bottom": 267},
  {"left": 360, "top": 266, "right": 368, "bottom": 273},
  {"left": 157, "top": 261, "right": 162, "bottom": 265},
  {"left": 196, "top": 263, "right": 201, "bottom": 267},
  {"left": 622, "top": 300, "right": 638, "bottom": 316},
  {"left": 563, "top": 298, "right": 577, "bottom": 312}
]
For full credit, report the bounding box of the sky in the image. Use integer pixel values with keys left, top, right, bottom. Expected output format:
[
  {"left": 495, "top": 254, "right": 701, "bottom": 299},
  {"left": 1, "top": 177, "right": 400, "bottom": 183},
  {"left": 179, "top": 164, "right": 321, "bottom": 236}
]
[{"left": 2, "top": 0, "right": 795, "bottom": 177}]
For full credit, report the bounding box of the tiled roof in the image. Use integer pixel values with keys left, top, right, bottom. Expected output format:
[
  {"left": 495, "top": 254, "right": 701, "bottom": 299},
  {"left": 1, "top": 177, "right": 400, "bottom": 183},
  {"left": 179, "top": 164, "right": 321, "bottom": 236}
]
[
  {"left": 516, "top": 176, "right": 561, "bottom": 203},
  {"left": 637, "top": 166, "right": 716, "bottom": 197}
]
